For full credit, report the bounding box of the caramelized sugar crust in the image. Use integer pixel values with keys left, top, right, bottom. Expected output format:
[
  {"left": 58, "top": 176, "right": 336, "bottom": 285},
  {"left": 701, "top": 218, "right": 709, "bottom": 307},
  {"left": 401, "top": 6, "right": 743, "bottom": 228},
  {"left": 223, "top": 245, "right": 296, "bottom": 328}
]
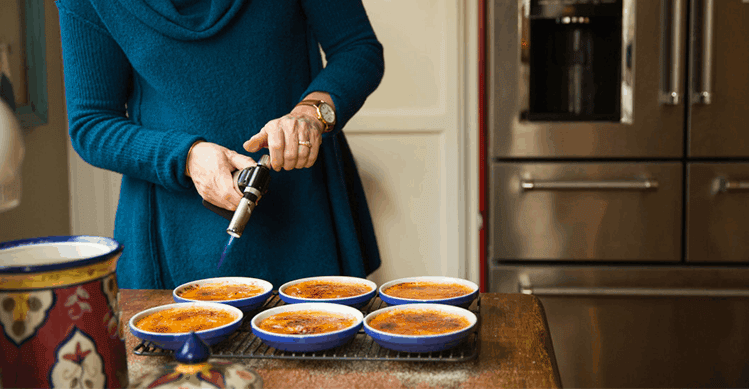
[
  {"left": 284, "top": 280, "right": 372, "bottom": 299},
  {"left": 383, "top": 282, "right": 473, "bottom": 300},
  {"left": 257, "top": 310, "right": 357, "bottom": 335},
  {"left": 368, "top": 308, "right": 471, "bottom": 336},
  {"left": 178, "top": 282, "right": 266, "bottom": 301},
  {"left": 136, "top": 307, "right": 236, "bottom": 333}
]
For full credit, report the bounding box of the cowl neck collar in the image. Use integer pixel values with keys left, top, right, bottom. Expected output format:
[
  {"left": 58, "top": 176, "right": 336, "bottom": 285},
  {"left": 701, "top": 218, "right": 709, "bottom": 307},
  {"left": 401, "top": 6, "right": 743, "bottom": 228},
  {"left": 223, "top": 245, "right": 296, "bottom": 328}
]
[{"left": 112, "top": 0, "right": 247, "bottom": 40}]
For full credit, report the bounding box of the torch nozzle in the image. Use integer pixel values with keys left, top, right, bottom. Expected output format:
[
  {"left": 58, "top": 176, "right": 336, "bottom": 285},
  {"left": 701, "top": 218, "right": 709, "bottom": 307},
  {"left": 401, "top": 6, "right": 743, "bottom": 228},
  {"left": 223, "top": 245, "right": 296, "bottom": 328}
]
[
  {"left": 227, "top": 196, "right": 255, "bottom": 238},
  {"left": 223, "top": 154, "right": 272, "bottom": 238}
]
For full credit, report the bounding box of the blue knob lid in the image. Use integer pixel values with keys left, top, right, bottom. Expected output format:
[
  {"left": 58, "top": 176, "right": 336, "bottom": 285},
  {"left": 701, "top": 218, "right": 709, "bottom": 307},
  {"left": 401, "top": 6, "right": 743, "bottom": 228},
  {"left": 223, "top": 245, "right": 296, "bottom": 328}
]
[{"left": 174, "top": 332, "right": 211, "bottom": 364}]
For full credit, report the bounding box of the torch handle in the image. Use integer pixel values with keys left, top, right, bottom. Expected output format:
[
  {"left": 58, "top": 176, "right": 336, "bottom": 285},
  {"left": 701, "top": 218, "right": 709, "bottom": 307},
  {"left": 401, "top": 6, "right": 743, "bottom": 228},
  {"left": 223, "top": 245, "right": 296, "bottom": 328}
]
[{"left": 202, "top": 199, "right": 234, "bottom": 221}]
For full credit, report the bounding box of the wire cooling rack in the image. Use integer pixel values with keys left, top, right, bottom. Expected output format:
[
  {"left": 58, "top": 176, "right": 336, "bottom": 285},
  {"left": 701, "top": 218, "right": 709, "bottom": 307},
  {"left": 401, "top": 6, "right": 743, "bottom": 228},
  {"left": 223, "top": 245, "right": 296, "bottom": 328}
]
[{"left": 133, "top": 293, "right": 480, "bottom": 363}]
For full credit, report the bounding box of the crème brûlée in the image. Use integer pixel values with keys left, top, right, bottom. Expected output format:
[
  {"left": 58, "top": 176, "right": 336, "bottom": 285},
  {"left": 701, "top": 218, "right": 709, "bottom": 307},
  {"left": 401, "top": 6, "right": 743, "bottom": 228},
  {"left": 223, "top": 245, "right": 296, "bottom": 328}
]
[
  {"left": 368, "top": 308, "right": 471, "bottom": 336},
  {"left": 177, "top": 282, "right": 266, "bottom": 301},
  {"left": 257, "top": 310, "right": 357, "bottom": 335},
  {"left": 283, "top": 280, "right": 373, "bottom": 299},
  {"left": 136, "top": 306, "right": 237, "bottom": 333},
  {"left": 382, "top": 281, "right": 473, "bottom": 300}
]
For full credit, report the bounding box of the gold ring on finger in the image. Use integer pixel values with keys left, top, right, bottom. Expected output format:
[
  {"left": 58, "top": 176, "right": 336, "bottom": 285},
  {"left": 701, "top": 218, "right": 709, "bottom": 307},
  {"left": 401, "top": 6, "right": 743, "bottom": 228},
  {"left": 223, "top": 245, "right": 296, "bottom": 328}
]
[{"left": 298, "top": 140, "right": 311, "bottom": 147}]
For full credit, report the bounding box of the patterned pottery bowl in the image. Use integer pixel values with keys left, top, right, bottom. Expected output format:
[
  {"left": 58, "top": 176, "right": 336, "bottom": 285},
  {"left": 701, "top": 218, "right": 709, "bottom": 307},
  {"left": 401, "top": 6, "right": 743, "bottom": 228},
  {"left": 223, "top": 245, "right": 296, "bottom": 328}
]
[
  {"left": 173, "top": 276, "right": 273, "bottom": 313},
  {"left": 251, "top": 302, "right": 363, "bottom": 352},
  {"left": 0, "top": 235, "right": 128, "bottom": 388},
  {"left": 378, "top": 276, "right": 479, "bottom": 308},
  {"left": 278, "top": 276, "right": 377, "bottom": 308},
  {"left": 129, "top": 302, "right": 243, "bottom": 351},
  {"left": 363, "top": 303, "right": 477, "bottom": 353}
]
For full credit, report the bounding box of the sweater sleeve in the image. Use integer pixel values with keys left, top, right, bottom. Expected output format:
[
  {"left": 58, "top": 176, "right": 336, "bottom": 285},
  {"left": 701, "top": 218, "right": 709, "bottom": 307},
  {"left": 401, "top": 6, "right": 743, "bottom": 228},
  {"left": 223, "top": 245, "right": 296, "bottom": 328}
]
[
  {"left": 57, "top": 1, "right": 203, "bottom": 191},
  {"left": 299, "top": 0, "right": 385, "bottom": 135}
]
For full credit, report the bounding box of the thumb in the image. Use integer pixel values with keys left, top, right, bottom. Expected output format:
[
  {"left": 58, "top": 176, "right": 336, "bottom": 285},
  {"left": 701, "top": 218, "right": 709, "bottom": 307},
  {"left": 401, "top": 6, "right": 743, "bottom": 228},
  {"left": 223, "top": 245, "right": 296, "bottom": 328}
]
[
  {"left": 244, "top": 130, "right": 268, "bottom": 153},
  {"left": 228, "top": 150, "right": 256, "bottom": 171}
]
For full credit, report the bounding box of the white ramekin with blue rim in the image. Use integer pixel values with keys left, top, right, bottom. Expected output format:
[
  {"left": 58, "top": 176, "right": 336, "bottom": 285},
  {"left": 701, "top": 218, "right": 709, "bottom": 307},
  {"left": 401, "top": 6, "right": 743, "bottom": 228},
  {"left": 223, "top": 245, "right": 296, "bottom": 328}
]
[
  {"left": 173, "top": 276, "right": 273, "bottom": 313},
  {"left": 129, "top": 301, "right": 243, "bottom": 350},
  {"left": 251, "top": 302, "right": 363, "bottom": 352},
  {"left": 278, "top": 276, "right": 377, "bottom": 308},
  {"left": 378, "top": 276, "right": 479, "bottom": 308},
  {"left": 363, "top": 303, "right": 477, "bottom": 353}
]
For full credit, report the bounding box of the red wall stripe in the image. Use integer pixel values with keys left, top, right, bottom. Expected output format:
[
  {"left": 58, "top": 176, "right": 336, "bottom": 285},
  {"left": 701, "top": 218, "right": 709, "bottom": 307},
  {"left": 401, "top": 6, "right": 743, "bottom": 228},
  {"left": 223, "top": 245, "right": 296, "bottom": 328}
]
[{"left": 478, "top": 0, "right": 487, "bottom": 293}]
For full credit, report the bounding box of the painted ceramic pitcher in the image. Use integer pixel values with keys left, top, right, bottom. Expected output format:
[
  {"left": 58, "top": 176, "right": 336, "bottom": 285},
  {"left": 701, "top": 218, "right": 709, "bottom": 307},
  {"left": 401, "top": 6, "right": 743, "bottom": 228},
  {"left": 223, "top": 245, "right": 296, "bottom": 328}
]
[{"left": 0, "top": 236, "right": 128, "bottom": 388}]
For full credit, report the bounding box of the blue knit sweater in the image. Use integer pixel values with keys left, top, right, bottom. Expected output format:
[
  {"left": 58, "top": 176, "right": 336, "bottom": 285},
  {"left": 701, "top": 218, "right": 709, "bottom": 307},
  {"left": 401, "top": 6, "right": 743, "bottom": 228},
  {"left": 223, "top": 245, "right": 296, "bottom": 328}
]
[{"left": 56, "top": 0, "right": 384, "bottom": 289}]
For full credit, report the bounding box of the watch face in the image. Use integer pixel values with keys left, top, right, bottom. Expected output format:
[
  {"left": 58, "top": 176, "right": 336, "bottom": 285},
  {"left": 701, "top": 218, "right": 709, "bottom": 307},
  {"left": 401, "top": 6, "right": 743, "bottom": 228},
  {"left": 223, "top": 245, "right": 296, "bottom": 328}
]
[{"left": 319, "top": 103, "right": 335, "bottom": 123}]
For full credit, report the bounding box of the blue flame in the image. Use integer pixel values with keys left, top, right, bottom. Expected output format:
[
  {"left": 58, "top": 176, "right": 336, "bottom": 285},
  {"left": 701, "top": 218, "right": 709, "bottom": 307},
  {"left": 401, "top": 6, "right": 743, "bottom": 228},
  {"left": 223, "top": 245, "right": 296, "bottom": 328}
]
[{"left": 217, "top": 235, "right": 235, "bottom": 269}]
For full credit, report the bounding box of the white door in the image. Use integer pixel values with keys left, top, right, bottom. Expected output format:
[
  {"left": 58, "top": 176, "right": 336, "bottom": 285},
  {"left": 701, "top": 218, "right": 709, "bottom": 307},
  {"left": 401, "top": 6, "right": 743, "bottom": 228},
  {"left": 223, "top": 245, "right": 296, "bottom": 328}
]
[{"left": 352, "top": 0, "right": 479, "bottom": 285}]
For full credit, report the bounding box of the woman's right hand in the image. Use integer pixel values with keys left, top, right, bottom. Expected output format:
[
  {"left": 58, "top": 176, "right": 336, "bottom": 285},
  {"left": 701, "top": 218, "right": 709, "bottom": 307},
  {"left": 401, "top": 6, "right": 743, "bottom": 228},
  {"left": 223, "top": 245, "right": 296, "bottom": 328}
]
[{"left": 186, "top": 141, "right": 256, "bottom": 211}]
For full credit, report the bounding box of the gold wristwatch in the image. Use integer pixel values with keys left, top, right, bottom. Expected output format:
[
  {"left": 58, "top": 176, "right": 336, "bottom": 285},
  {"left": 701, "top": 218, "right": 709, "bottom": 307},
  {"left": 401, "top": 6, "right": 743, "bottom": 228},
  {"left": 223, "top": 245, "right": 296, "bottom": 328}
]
[{"left": 297, "top": 99, "right": 336, "bottom": 133}]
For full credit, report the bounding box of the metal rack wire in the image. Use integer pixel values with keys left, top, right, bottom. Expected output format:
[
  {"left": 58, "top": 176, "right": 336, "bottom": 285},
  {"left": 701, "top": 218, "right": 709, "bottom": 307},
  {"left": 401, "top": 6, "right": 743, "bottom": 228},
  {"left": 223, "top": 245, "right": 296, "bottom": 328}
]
[{"left": 133, "top": 293, "right": 480, "bottom": 363}]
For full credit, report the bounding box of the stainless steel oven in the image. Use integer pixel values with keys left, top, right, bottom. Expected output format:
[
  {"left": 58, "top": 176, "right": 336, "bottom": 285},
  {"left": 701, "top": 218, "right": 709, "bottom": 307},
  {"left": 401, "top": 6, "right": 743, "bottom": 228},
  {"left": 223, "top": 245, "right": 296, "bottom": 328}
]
[{"left": 486, "top": 0, "right": 749, "bottom": 387}]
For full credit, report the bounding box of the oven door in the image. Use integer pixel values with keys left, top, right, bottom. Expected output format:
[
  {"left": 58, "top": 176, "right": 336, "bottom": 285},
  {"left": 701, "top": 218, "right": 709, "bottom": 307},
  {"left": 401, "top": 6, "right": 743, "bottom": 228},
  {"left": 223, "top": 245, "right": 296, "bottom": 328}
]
[{"left": 490, "top": 264, "right": 749, "bottom": 388}]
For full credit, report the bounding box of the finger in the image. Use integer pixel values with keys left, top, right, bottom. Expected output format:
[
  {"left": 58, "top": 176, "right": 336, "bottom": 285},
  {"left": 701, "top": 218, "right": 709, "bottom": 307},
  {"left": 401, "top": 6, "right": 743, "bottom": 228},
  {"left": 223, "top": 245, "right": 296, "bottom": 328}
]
[
  {"left": 201, "top": 173, "right": 240, "bottom": 211},
  {"left": 296, "top": 131, "right": 311, "bottom": 170},
  {"left": 283, "top": 118, "right": 301, "bottom": 171},
  {"left": 217, "top": 173, "right": 242, "bottom": 211},
  {"left": 306, "top": 129, "right": 321, "bottom": 168},
  {"left": 244, "top": 129, "right": 268, "bottom": 152},
  {"left": 266, "top": 122, "right": 285, "bottom": 171},
  {"left": 227, "top": 150, "right": 256, "bottom": 171},
  {"left": 296, "top": 144, "right": 310, "bottom": 169}
]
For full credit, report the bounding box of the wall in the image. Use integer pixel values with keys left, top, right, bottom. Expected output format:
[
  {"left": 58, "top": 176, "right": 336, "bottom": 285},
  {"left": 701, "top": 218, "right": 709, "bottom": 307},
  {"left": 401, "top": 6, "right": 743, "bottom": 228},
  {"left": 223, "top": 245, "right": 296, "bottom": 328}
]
[
  {"left": 0, "top": 1, "right": 70, "bottom": 242},
  {"left": 350, "top": 0, "right": 480, "bottom": 285}
]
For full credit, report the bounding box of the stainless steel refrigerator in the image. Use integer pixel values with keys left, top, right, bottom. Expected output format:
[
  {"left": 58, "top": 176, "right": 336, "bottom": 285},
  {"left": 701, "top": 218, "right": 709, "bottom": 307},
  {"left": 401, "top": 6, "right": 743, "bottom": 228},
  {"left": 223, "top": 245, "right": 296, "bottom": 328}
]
[{"left": 485, "top": 0, "right": 749, "bottom": 387}]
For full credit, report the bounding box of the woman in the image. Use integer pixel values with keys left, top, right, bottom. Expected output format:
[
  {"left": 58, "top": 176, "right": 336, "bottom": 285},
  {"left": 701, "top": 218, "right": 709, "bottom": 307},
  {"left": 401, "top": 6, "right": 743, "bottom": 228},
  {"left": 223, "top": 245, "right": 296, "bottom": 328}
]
[{"left": 57, "top": 0, "right": 384, "bottom": 289}]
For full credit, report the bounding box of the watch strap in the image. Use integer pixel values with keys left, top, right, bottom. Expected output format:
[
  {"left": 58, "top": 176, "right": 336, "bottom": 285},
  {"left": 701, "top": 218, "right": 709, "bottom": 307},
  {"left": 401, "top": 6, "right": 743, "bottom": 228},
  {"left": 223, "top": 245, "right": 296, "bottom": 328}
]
[{"left": 297, "top": 99, "right": 334, "bottom": 133}]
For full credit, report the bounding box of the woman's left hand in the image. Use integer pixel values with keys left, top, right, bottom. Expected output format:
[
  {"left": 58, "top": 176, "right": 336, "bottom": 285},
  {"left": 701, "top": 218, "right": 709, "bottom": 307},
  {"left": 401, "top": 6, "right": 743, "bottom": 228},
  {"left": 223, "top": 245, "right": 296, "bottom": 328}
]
[{"left": 243, "top": 109, "right": 323, "bottom": 171}]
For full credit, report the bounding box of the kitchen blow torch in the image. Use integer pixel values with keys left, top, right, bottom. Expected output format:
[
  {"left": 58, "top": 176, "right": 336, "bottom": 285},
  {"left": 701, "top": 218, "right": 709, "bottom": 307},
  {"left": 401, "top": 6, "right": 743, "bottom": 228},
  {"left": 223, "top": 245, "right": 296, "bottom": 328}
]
[{"left": 202, "top": 154, "right": 271, "bottom": 238}]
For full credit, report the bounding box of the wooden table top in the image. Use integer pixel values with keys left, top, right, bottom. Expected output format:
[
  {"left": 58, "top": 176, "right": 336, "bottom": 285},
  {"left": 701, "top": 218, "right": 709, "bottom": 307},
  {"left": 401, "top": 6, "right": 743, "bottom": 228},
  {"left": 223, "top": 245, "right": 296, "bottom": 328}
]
[{"left": 120, "top": 290, "right": 562, "bottom": 389}]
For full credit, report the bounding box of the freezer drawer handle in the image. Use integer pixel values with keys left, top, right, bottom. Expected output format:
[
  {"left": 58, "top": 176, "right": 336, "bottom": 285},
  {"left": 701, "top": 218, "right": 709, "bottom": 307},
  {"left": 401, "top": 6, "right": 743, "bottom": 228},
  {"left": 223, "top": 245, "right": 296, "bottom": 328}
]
[
  {"left": 521, "top": 285, "right": 749, "bottom": 297},
  {"left": 713, "top": 177, "right": 749, "bottom": 194},
  {"left": 520, "top": 179, "right": 659, "bottom": 191}
]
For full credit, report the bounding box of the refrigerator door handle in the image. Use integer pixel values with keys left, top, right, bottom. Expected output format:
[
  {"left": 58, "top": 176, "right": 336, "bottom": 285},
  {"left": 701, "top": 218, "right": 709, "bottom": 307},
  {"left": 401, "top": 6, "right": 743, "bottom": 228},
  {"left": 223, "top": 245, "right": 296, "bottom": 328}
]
[
  {"left": 520, "top": 285, "right": 749, "bottom": 297},
  {"left": 660, "top": 0, "right": 685, "bottom": 105},
  {"left": 690, "top": 0, "right": 714, "bottom": 105},
  {"left": 520, "top": 179, "right": 659, "bottom": 191}
]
